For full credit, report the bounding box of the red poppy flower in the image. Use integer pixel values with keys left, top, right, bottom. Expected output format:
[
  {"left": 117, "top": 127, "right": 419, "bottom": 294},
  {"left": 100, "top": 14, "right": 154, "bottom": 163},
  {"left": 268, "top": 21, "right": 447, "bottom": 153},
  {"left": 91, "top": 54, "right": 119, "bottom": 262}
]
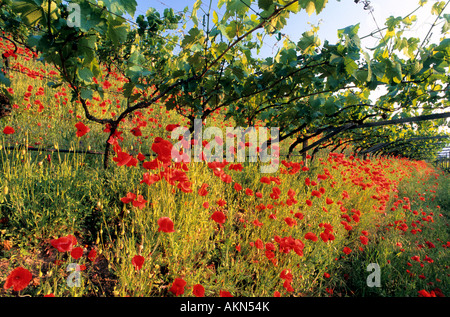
[
  {"left": 3, "top": 126, "right": 15, "bottom": 135},
  {"left": 311, "top": 190, "right": 321, "bottom": 198},
  {"left": 255, "top": 238, "right": 264, "bottom": 249},
  {"left": 326, "top": 198, "right": 333, "bottom": 205},
  {"left": 234, "top": 183, "right": 242, "bottom": 191},
  {"left": 132, "top": 195, "right": 147, "bottom": 209},
  {"left": 284, "top": 217, "right": 297, "bottom": 227},
  {"left": 131, "top": 255, "right": 145, "bottom": 271},
  {"left": 343, "top": 247, "right": 352, "bottom": 255},
  {"left": 137, "top": 152, "right": 146, "bottom": 161},
  {"left": 304, "top": 232, "right": 318, "bottom": 242},
  {"left": 219, "top": 290, "right": 233, "bottom": 297},
  {"left": 211, "top": 211, "right": 226, "bottom": 224},
  {"left": 169, "top": 278, "right": 186, "bottom": 296},
  {"left": 88, "top": 249, "right": 97, "bottom": 261},
  {"left": 141, "top": 172, "right": 161, "bottom": 186},
  {"left": 305, "top": 178, "right": 311, "bottom": 186},
  {"left": 70, "top": 247, "right": 84, "bottom": 260},
  {"left": 283, "top": 280, "right": 294, "bottom": 292},
  {"left": 252, "top": 218, "right": 264, "bottom": 227},
  {"left": 360, "top": 236, "right": 369, "bottom": 245},
  {"left": 306, "top": 199, "right": 312, "bottom": 206},
  {"left": 418, "top": 289, "right": 436, "bottom": 297},
  {"left": 216, "top": 199, "right": 227, "bottom": 207},
  {"left": 75, "top": 121, "right": 90, "bottom": 137},
  {"left": 280, "top": 269, "right": 293, "bottom": 282},
  {"left": 3, "top": 267, "right": 32, "bottom": 292},
  {"left": 152, "top": 137, "right": 173, "bottom": 164},
  {"left": 130, "top": 127, "right": 142, "bottom": 136},
  {"left": 121, "top": 192, "right": 136, "bottom": 204},
  {"left": 193, "top": 284, "right": 205, "bottom": 297},
  {"left": 198, "top": 183, "right": 209, "bottom": 196},
  {"left": 166, "top": 124, "right": 180, "bottom": 132},
  {"left": 50, "top": 235, "right": 77, "bottom": 252},
  {"left": 245, "top": 188, "right": 253, "bottom": 196},
  {"left": 102, "top": 80, "right": 112, "bottom": 89},
  {"left": 158, "top": 217, "right": 175, "bottom": 233},
  {"left": 294, "top": 212, "right": 304, "bottom": 220}
]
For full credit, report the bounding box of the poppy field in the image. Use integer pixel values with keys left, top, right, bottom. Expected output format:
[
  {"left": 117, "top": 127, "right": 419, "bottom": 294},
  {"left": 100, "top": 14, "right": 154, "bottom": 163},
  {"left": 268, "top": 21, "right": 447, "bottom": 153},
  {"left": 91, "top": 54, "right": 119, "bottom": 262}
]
[
  {"left": 1, "top": 0, "right": 450, "bottom": 300},
  {"left": 0, "top": 41, "right": 449, "bottom": 298}
]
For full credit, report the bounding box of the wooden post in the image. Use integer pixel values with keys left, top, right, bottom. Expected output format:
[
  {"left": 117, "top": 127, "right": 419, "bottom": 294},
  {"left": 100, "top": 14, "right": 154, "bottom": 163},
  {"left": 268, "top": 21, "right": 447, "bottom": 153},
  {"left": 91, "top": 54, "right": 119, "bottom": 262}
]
[{"left": 302, "top": 139, "right": 308, "bottom": 167}]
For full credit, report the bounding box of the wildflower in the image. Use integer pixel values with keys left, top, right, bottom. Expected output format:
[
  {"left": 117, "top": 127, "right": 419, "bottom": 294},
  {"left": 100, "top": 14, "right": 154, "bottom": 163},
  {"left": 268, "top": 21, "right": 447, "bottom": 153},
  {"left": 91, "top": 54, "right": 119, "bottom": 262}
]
[
  {"left": 193, "top": 284, "right": 205, "bottom": 297},
  {"left": 284, "top": 217, "right": 297, "bottom": 227},
  {"left": 255, "top": 238, "right": 264, "bottom": 249},
  {"left": 169, "top": 278, "right": 186, "bottom": 296},
  {"left": 166, "top": 124, "right": 180, "bottom": 132},
  {"left": 113, "top": 151, "right": 133, "bottom": 167},
  {"left": 343, "top": 247, "right": 352, "bottom": 255},
  {"left": 304, "top": 232, "right": 318, "bottom": 242},
  {"left": 158, "top": 217, "right": 175, "bottom": 233},
  {"left": 216, "top": 199, "right": 227, "bottom": 207},
  {"left": 131, "top": 255, "right": 145, "bottom": 271},
  {"left": 220, "top": 290, "right": 233, "bottom": 297},
  {"left": 88, "top": 249, "right": 97, "bottom": 261},
  {"left": 3, "top": 267, "right": 32, "bottom": 292},
  {"left": 311, "top": 190, "right": 321, "bottom": 198},
  {"left": 152, "top": 137, "right": 173, "bottom": 164},
  {"left": 75, "top": 121, "right": 90, "bottom": 137},
  {"left": 132, "top": 195, "right": 147, "bottom": 209},
  {"left": 70, "top": 247, "right": 84, "bottom": 260},
  {"left": 418, "top": 289, "right": 436, "bottom": 297},
  {"left": 50, "top": 235, "right": 77, "bottom": 252},
  {"left": 2, "top": 126, "right": 15, "bottom": 135},
  {"left": 211, "top": 211, "right": 226, "bottom": 224},
  {"left": 121, "top": 192, "right": 136, "bottom": 204},
  {"left": 130, "top": 127, "right": 142, "bottom": 137},
  {"left": 360, "top": 236, "right": 369, "bottom": 245},
  {"left": 305, "top": 178, "right": 311, "bottom": 186}
]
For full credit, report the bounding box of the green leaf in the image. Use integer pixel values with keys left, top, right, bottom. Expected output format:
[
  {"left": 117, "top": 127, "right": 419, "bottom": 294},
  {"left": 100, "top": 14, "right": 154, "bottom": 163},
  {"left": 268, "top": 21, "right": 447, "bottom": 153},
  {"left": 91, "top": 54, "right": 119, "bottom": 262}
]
[
  {"left": 224, "top": 0, "right": 251, "bottom": 17},
  {"left": 0, "top": 72, "right": 11, "bottom": 86},
  {"left": 11, "top": 0, "right": 44, "bottom": 26},
  {"left": 80, "top": 88, "right": 93, "bottom": 100},
  {"left": 107, "top": 16, "right": 128, "bottom": 46},
  {"left": 79, "top": 2, "right": 105, "bottom": 32},
  {"left": 258, "top": 0, "right": 274, "bottom": 11},
  {"left": 299, "top": 0, "right": 328, "bottom": 16},
  {"left": 103, "top": 0, "right": 137, "bottom": 17},
  {"left": 338, "top": 24, "right": 360, "bottom": 39},
  {"left": 312, "top": 0, "right": 328, "bottom": 14},
  {"left": 297, "top": 30, "right": 320, "bottom": 54},
  {"left": 191, "top": 0, "right": 202, "bottom": 26},
  {"left": 77, "top": 67, "right": 94, "bottom": 83}
]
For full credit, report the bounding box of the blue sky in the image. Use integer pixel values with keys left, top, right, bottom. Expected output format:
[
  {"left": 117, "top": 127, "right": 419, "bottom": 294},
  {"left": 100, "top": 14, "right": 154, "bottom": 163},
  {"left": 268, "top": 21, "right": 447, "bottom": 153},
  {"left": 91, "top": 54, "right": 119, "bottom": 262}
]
[{"left": 130, "top": 0, "right": 444, "bottom": 58}]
